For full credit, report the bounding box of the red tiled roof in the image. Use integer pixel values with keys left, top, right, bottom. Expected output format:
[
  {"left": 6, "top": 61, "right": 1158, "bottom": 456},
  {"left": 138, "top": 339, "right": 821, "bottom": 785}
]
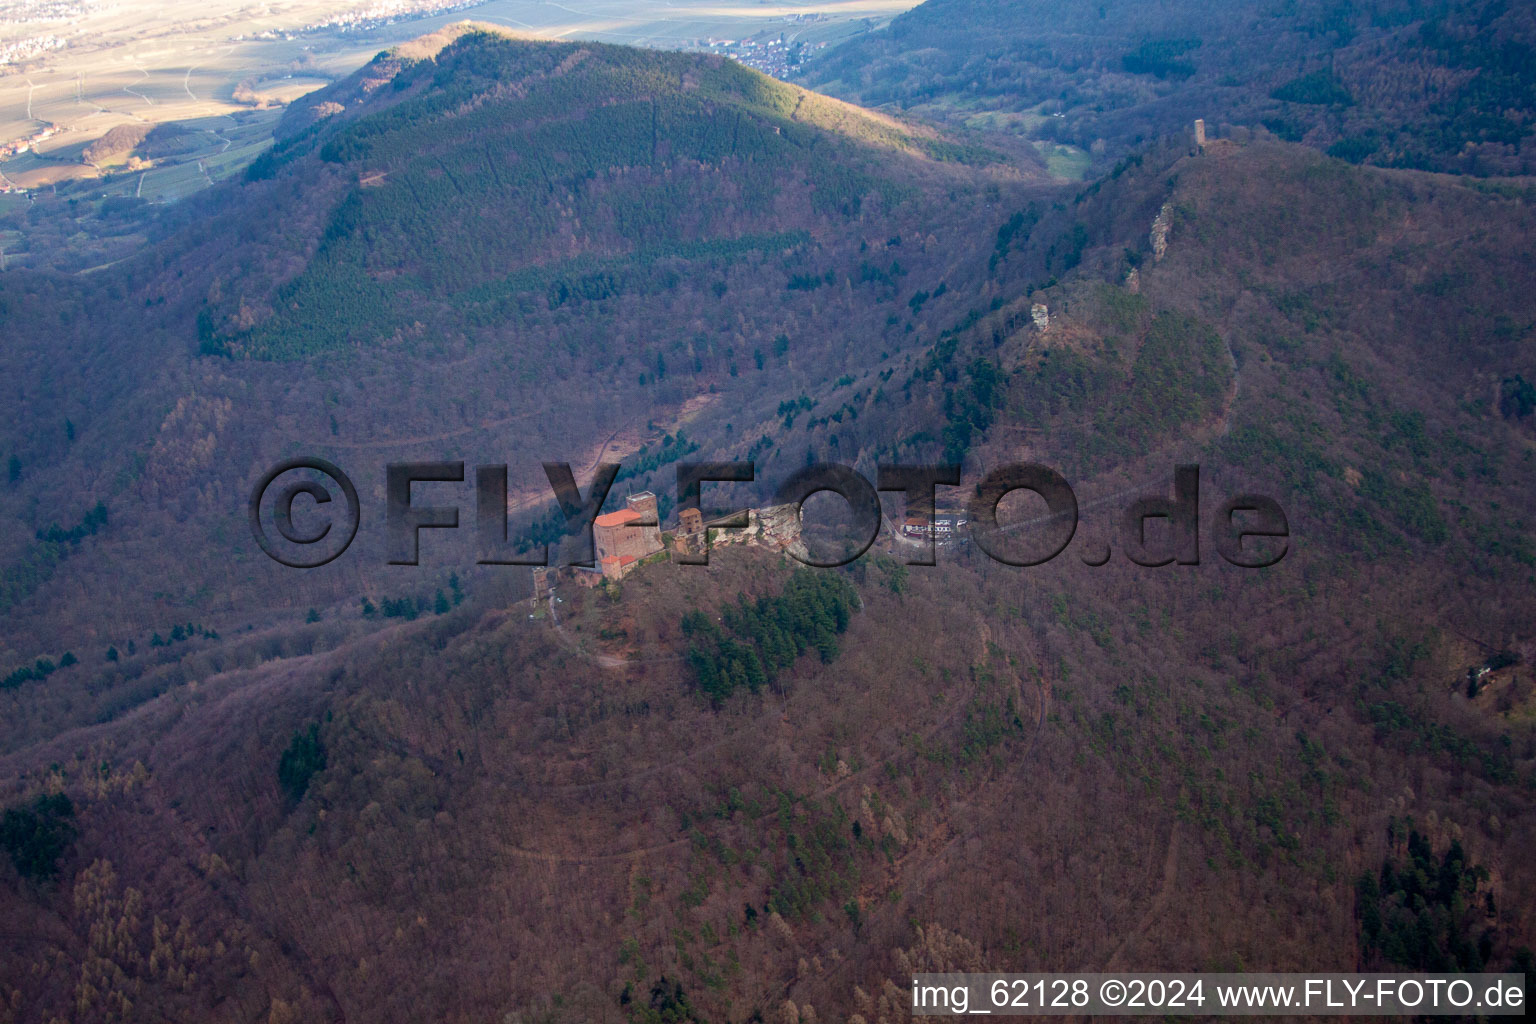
[{"left": 594, "top": 508, "right": 641, "bottom": 528}]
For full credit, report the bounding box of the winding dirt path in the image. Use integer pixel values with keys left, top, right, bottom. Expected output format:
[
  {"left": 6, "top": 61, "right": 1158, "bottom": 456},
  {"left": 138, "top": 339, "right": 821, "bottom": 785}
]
[
  {"left": 1102, "top": 826, "right": 1181, "bottom": 970},
  {"left": 544, "top": 590, "right": 636, "bottom": 670},
  {"left": 308, "top": 411, "right": 540, "bottom": 449},
  {"left": 124, "top": 66, "right": 154, "bottom": 106}
]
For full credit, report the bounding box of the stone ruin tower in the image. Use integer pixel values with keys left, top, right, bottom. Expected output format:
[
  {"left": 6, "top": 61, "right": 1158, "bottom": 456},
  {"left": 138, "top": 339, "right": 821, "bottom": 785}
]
[
  {"left": 628, "top": 490, "right": 659, "bottom": 530},
  {"left": 676, "top": 505, "right": 705, "bottom": 558}
]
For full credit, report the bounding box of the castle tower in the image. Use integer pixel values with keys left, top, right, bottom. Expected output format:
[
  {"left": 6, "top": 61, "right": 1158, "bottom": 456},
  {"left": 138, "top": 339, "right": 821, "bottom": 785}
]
[
  {"left": 627, "top": 491, "right": 662, "bottom": 559},
  {"left": 627, "top": 491, "right": 659, "bottom": 526},
  {"left": 676, "top": 506, "right": 705, "bottom": 557},
  {"left": 1193, "top": 118, "right": 1206, "bottom": 152},
  {"left": 592, "top": 492, "right": 664, "bottom": 580}
]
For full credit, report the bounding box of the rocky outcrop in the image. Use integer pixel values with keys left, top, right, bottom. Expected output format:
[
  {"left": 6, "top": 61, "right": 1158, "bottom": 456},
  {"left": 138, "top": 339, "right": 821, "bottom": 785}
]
[{"left": 1150, "top": 202, "right": 1172, "bottom": 260}]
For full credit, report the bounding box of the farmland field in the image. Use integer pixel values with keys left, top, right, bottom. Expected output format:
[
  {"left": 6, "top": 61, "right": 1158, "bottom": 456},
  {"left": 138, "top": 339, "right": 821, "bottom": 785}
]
[{"left": 1, "top": 1, "right": 914, "bottom": 194}]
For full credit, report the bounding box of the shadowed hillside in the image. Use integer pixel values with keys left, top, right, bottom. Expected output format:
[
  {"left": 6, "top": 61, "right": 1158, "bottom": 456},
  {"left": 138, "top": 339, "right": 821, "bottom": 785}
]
[{"left": 797, "top": 0, "right": 1536, "bottom": 175}]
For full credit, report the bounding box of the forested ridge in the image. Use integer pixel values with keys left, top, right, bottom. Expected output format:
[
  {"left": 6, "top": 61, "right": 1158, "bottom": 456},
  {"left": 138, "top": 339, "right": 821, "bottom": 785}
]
[
  {"left": 0, "top": 18, "right": 1534, "bottom": 1024},
  {"left": 0, "top": 25, "right": 1025, "bottom": 653},
  {"left": 798, "top": 0, "right": 1536, "bottom": 176},
  {"left": 201, "top": 30, "right": 990, "bottom": 361}
]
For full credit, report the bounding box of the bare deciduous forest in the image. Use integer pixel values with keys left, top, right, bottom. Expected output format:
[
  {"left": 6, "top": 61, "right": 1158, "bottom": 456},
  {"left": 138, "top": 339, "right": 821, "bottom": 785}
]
[{"left": 1, "top": 5, "right": 1535, "bottom": 1022}]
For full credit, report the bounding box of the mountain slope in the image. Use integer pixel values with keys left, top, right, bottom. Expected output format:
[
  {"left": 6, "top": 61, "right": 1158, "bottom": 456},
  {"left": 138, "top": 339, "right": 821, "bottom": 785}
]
[
  {"left": 798, "top": 0, "right": 1536, "bottom": 175},
  {"left": 0, "top": 27, "right": 1036, "bottom": 653},
  {"left": 208, "top": 25, "right": 998, "bottom": 360},
  {"left": 3, "top": 129, "right": 1535, "bottom": 1022},
  {"left": 1, "top": 23, "right": 1535, "bottom": 1024}
]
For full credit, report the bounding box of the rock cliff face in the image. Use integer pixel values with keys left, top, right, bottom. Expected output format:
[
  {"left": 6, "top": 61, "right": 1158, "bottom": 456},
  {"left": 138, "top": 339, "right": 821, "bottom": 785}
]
[
  {"left": 1150, "top": 202, "right": 1172, "bottom": 261},
  {"left": 709, "top": 503, "right": 808, "bottom": 561}
]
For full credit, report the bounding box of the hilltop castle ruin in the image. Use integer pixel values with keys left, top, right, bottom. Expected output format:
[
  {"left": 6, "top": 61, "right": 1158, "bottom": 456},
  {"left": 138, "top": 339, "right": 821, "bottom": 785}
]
[
  {"left": 540, "top": 493, "right": 805, "bottom": 596},
  {"left": 591, "top": 491, "right": 663, "bottom": 581}
]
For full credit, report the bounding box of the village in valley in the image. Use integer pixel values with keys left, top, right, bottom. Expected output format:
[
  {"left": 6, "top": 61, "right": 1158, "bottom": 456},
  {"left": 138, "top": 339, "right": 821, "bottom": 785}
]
[{"left": 698, "top": 23, "right": 830, "bottom": 80}]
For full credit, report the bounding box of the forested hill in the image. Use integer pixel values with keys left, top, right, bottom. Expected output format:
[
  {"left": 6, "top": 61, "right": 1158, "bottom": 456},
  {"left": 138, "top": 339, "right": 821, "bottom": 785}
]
[
  {"left": 2, "top": 23, "right": 1536, "bottom": 1023},
  {"left": 796, "top": 0, "right": 1536, "bottom": 176},
  {"left": 195, "top": 23, "right": 1009, "bottom": 361},
  {"left": 0, "top": 26, "right": 1038, "bottom": 651}
]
